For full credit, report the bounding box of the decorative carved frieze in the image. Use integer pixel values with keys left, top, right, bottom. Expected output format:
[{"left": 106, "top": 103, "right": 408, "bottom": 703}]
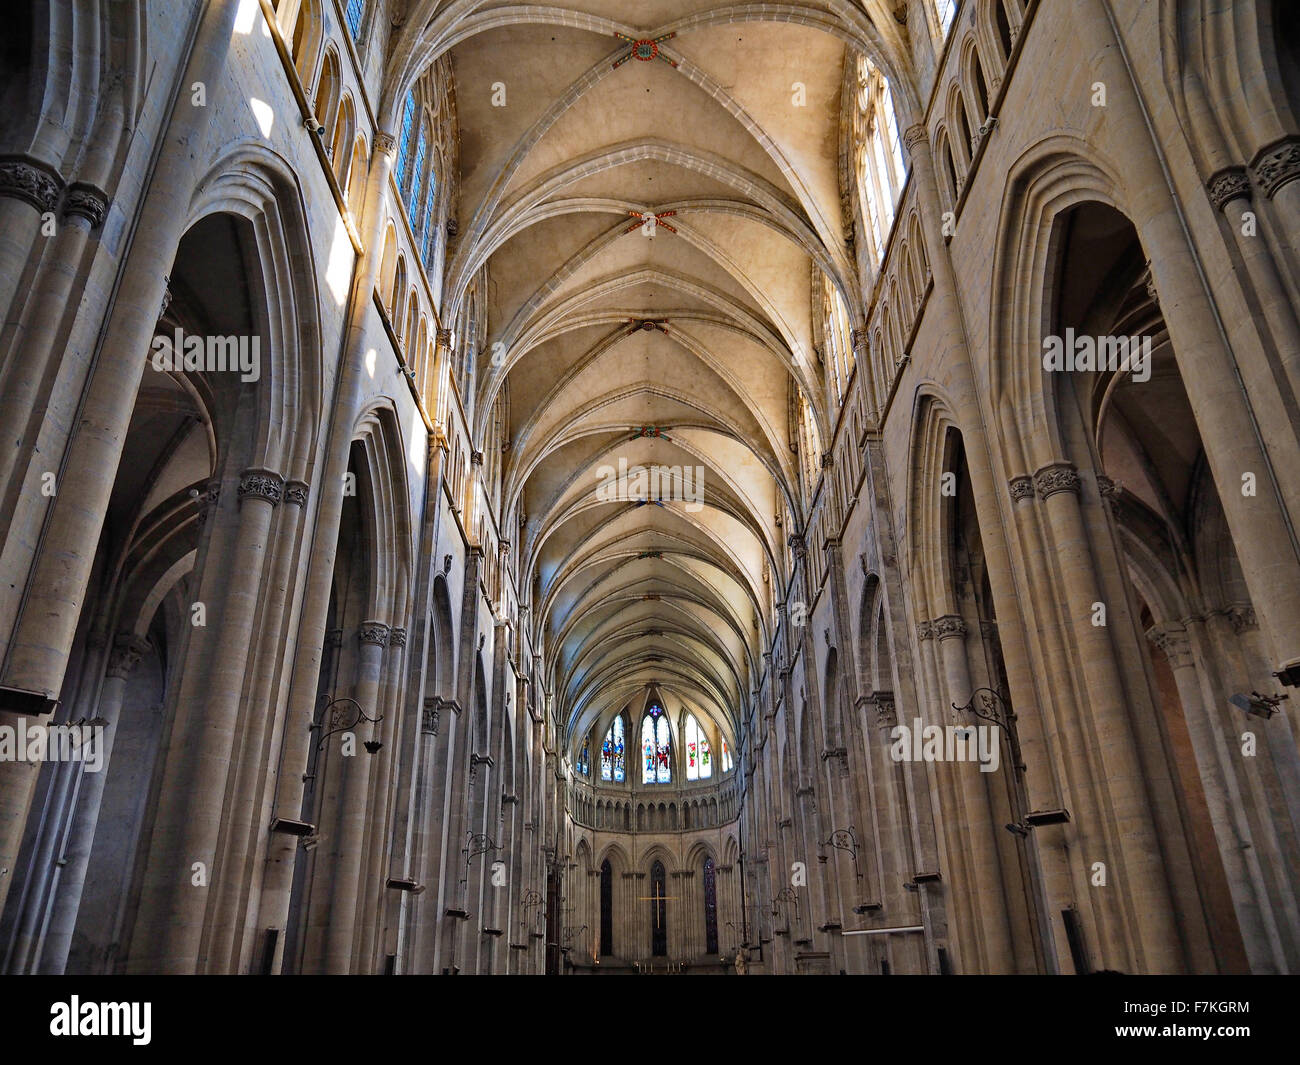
[
  {"left": 932, "top": 615, "right": 968, "bottom": 641},
  {"left": 1251, "top": 136, "right": 1300, "bottom": 198},
  {"left": 237, "top": 469, "right": 284, "bottom": 505},
  {"left": 358, "top": 622, "right": 391, "bottom": 646},
  {"left": 1008, "top": 475, "right": 1034, "bottom": 502},
  {"left": 0, "top": 157, "right": 61, "bottom": 212},
  {"left": 1033, "top": 462, "right": 1080, "bottom": 500},
  {"left": 1206, "top": 166, "right": 1251, "bottom": 211}
]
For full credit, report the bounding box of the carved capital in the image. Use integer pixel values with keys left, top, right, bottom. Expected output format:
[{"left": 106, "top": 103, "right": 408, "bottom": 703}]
[
  {"left": 1206, "top": 165, "right": 1252, "bottom": 211},
  {"left": 388, "top": 627, "right": 407, "bottom": 648},
  {"left": 196, "top": 479, "right": 221, "bottom": 527},
  {"left": 1225, "top": 605, "right": 1257, "bottom": 635},
  {"left": 62, "top": 181, "right": 109, "bottom": 227},
  {"left": 902, "top": 124, "right": 928, "bottom": 151},
  {"left": 873, "top": 691, "right": 897, "bottom": 728},
  {"left": 374, "top": 131, "right": 398, "bottom": 156},
  {"left": 436, "top": 327, "right": 453, "bottom": 347},
  {"left": 1251, "top": 135, "right": 1300, "bottom": 198},
  {"left": 237, "top": 468, "right": 284, "bottom": 505},
  {"left": 0, "top": 156, "right": 62, "bottom": 212},
  {"left": 358, "top": 621, "right": 391, "bottom": 646},
  {"left": 788, "top": 534, "right": 807, "bottom": 560},
  {"left": 284, "top": 480, "right": 310, "bottom": 507},
  {"left": 1033, "top": 462, "right": 1080, "bottom": 500},
  {"left": 1147, "top": 625, "right": 1192, "bottom": 669},
  {"left": 916, "top": 620, "right": 934, "bottom": 640},
  {"left": 106, "top": 634, "right": 151, "bottom": 680},
  {"left": 422, "top": 697, "right": 441, "bottom": 735},
  {"left": 325, "top": 628, "right": 344, "bottom": 649},
  {"left": 1008, "top": 475, "right": 1034, "bottom": 502},
  {"left": 932, "top": 614, "right": 968, "bottom": 641}
]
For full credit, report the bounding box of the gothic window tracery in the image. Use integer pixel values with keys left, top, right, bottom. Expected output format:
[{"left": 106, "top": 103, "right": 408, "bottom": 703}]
[
  {"left": 642, "top": 705, "right": 671, "bottom": 783},
  {"left": 601, "top": 716, "right": 626, "bottom": 782}
]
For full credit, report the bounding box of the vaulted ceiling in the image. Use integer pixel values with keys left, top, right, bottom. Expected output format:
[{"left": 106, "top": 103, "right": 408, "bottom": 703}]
[{"left": 394, "top": 1, "right": 919, "bottom": 761}]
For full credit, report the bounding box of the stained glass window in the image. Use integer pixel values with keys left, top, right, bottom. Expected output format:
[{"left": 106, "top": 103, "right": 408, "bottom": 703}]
[
  {"left": 408, "top": 126, "right": 427, "bottom": 219},
  {"left": 395, "top": 92, "right": 416, "bottom": 189},
  {"left": 684, "top": 714, "right": 711, "bottom": 781},
  {"left": 721, "top": 739, "right": 733, "bottom": 773},
  {"left": 641, "top": 705, "right": 671, "bottom": 783},
  {"left": 345, "top": 0, "right": 365, "bottom": 39},
  {"left": 577, "top": 742, "right": 589, "bottom": 776},
  {"left": 600, "top": 716, "right": 625, "bottom": 782},
  {"left": 420, "top": 168, "right": 438, "bottom": 265}
]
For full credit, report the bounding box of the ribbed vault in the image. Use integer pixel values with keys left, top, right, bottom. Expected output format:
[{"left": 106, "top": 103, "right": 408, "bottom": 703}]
[{"left": 403, "top": 1, "right": 912, "bottom": 764}]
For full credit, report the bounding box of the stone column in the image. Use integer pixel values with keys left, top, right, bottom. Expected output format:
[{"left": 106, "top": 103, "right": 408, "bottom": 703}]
[
  {"left": 0, "top": 1, "right": 241, "bottom": 710},
  {"left": 320, "top": 621, "right": 387, "bottom": 973},
  {"left": 255, "top": 124, "right": 397, "bottom": 968},
  {"left": 37, "top": 634, "right": 150, "bottom": 973},
  {"left": 1034, "top": 461, "right": 1181, "bottom": 972},
  {"left": 130, "top": 467, "right": 283, "bottom": 973}
]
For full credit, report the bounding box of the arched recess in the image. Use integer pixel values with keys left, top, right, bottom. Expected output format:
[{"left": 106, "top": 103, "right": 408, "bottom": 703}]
[{"left": 1044, "top": 198, "right": 1295, "bottom": 973}]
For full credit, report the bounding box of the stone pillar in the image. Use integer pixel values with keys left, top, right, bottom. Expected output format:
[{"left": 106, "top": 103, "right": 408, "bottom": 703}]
[
  {"left": 0, "top": 1, "right": 241, "bottom": 710},
  {"left": 37, "top": 634, "right": 150, "bottom": 973},
  {"left": 320, "top": 621, "right": 387, "bottom": 973},
  {"left": 255, "top": 123, "right": 397, "bottom": 968},
  {"left": 130, "top": 467, "right": 283, "bottom": 973}
]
